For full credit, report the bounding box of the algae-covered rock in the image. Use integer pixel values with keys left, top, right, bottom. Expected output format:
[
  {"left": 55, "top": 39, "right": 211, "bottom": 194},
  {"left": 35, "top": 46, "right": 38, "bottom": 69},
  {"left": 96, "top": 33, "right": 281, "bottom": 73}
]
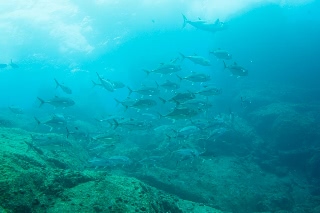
[
  {"left": 47, "top": 174, "right": 222, "bottom": 213},
  {"left": 0, "top": 126, "right": 222, "bottom": 213}
]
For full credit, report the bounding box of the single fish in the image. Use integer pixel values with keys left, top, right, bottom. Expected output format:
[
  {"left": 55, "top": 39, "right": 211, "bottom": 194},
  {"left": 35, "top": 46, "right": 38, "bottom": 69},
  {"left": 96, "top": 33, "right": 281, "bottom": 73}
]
[
  {"left": 24, "top": 141, "right": 44, "bottom": 155},
  {"left": 37, "top": 96, "right": 75, "bottom": 108},
  {"left": 177, "top": 99, "right": 212, "bottom": 110},
  {"left": 177, "top": 73, "right": 211, "bottom": 83},
  {"left": 34, "top": 114, "right": 67, "bottom": 131},
  {"left": 130, "top": 98, "right": 157, "bottom": 109},
  {"left": 54, "top": 78, "right": 72, "bottom": 94},
  {"left": 143, "top": 62, "right": 181, "bottom": 75},
  {"left": 90, "top": 132, "right": 119, "bottom": 142},
  {"left": 96, "top": 72, "right": 114, "bottom": 92},
  {"left": 179, "top": 53, "right": 211, "bottom": 66},
  {"left": 182, "top": 14, "right": 227, "bottom": 33},
  {"left": 108, "top": 79, "right": 125, "bottom": 89},
  {"left": 114, "top": 97, "right": 136, "bottom": 109},
  {"left": 223, "top": 61, "right": 248, "bottom": 77},
  {"left": 195, "top": 86, "right": 222, "bottom": 96},
  {"left": 171, "top": 148, "right": 204, "bottom": 163},
  {"left": 127, "top": 85, "right": 160, "bottom": 96},
  {"left": 210, "top": 48, "right": 232, "bottom": 60},
  {"left": 158, "top": 80, "right": 180, "bottom": 90},
  {"left": 160, "top": 92, "right": 195, "bottom": 104},
  {"left": 174, "top": 125, "right": 200, "bottom": 139},
  {"left": 34, "top": 114, "right": 66, "bottom": 126},
  {"left": 159, "top": 107, "right": 201, "bottom": 119}
]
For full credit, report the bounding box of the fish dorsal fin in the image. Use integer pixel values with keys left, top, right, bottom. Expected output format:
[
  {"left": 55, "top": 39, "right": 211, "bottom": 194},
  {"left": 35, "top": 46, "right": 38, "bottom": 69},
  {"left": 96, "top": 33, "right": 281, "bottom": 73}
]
[
  {"left": 198, "top": 17, "right": 201, "bottom": 20},
  {"left": 215, "top": 19, "right": 220, "bottom": 24}
]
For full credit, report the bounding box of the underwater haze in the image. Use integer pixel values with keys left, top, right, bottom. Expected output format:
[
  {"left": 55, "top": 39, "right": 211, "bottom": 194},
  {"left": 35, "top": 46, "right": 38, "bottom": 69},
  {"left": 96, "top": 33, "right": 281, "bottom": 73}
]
[{"left": 1, "top": 0, "right": 320, "bottom": 212}]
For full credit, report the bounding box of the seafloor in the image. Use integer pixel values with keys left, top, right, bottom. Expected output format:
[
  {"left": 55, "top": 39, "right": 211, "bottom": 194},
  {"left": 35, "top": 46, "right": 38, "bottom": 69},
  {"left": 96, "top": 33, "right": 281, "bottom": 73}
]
[{"left": 0, "top": 85, "right": 320, "bottom": 213}]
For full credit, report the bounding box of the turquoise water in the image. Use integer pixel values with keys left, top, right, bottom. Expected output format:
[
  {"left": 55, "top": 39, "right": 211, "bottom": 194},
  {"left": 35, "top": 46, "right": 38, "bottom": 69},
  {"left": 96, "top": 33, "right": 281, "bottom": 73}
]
[{"left": 1, "top": 1, "right": 320, "bottom": 212}]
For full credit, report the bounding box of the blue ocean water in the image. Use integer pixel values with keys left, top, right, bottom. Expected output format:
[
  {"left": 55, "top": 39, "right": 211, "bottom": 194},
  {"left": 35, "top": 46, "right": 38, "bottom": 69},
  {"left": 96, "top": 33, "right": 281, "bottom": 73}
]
[{"left": 1, "top": 1, "right": 320, "bottom": 212}]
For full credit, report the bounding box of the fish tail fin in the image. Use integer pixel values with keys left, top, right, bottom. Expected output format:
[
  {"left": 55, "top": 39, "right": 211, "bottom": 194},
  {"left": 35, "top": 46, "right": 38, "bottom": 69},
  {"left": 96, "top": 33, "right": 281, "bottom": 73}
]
[
  {"left": 223, "top": 61, "right": 227, "bottom": 69},
  {"left": 114, "top": 98, "right": 121, "bottom": 104},
  {"left": 154, "top": 80, "right": 159, "bottom": 88},
  {"left": 182, "top": 14, "right": 188, "bottom": 28},
  {"left": 37, "top": 97, "right": 45, "bottom": 107},
  {"left": 34, "top": 117, "right": 41, "bottom": 125},
  {"left": 112, "top": 119, "right": 119, "bottom": 129},
  {"left": 157, "top": 112, "right": 164, "bottom": 119},
  {"left": 142, "top": 69, "right": 151, "bottom": 76},
  {"left": 127, "top": 86, "right": 133, "bottom": 96},
  {"left": 114, "top": 98, "right": 122, "bottom": 107},
  {"left": 176, "top": 74, "right": 183, "bottom": 81},
  {"left": 91, "top": 80, "right": 99, "bottom": 88},
  {"left": 179, "top": 53, "right": 186, "bottom": 61},
  {"left": 54, "top": 78, "right": 60, "bottom": 89},
  {"left": 158, "top": 97, "right": 166, "bottom": 104}
]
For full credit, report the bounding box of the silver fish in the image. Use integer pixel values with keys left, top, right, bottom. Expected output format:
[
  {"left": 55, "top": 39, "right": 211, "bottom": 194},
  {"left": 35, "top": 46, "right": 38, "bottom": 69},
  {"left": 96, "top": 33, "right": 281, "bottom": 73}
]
[
  {"left": 96, "top": 72, "right": 114, "bottom": 92},
  {"left": 131, "top": 98, "right": 157, "bottom": 109},
  {"left": 34, "top": 114, "right": 66, "bottom": 126},
  {"left": 114, "top": 97, "right": 136, "bottom": 109},
  {"left": 177, "top": 99, "right": 212, "bottom": 110},
  {"left": 107, "top": 79, "right": 125, "bottom": 89},
  {"left": 158, "top": 80, "right": 180, "bottom": 90},
  {"left": 179, "top": 53, "right": 211, "bottom": 66},
  {"left": 37, "top": 96, "right": 75, "bottom": 108},
  {"left": 210, "top": 48, "right": 232, "bottom": 60},
  {"left": 223, "top": 61, "right": 248, "bottom": 77},
  {"left": 127, "top": 86, "right": 160, "bottom": 96},
  {"left": 195, "top": 86, "right": 222, "bottom": 96},
  {"left": 160, "top": 92, "right": 195, "bottom": 104},
  {"left": 54, "top": 78, "right": 72, "bottom": 94},
  {"left": 143, "top": 62, "right": 181, "bottom": 75},
  {"left": 177, "top": 73, "right": 211, "bottom": 82},
  {"left": 159, "top": 107, "right": 201, "bottom": 119},
  {"left": 182, "top": 14, "right": 227, "bottom": 33}
]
